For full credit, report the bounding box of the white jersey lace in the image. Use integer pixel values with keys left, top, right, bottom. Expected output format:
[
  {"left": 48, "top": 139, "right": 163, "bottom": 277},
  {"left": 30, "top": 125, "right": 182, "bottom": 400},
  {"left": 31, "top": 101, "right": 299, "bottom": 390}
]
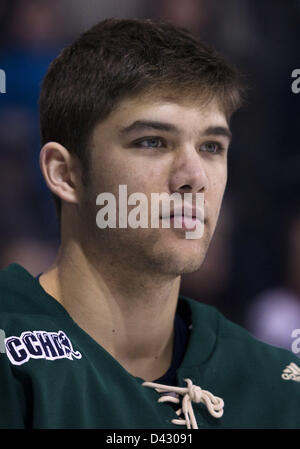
[{"left": 142, "top": 378, "right": 224, "bottom": 429}]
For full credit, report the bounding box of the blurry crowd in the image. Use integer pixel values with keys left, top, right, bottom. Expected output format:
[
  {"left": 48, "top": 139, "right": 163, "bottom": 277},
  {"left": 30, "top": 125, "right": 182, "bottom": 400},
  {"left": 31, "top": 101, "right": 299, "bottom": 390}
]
[{"left": 0, "top": 0, "right": 300, "bottom": 354}]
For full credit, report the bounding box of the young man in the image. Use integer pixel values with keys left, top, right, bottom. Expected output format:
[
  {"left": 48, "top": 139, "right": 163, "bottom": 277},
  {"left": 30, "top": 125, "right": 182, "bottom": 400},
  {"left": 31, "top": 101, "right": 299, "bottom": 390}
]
[{"left": 0, "top": 18, "right": 299, "bottom": 430}]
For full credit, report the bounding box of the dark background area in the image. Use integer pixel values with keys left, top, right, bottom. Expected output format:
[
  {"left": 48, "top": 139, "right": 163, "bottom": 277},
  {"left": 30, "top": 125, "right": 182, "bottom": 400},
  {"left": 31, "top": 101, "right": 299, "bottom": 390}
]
[{"left": 0, "top": 0, "right": 299, "bottom": 353}]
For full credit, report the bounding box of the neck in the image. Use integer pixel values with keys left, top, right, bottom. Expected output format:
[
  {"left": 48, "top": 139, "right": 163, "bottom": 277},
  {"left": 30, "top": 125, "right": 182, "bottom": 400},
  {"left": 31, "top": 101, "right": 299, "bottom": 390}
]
[{"left": 39, "top": 240, "right": 181, "bottom": 381}]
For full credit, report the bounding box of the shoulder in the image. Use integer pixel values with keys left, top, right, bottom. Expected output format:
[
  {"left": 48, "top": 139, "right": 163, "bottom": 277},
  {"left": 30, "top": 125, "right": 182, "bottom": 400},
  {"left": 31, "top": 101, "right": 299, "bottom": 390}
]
[
  {"left": 0, "top": 263, "right": 62, "bottom": 330},
  {"left": 0, "top": 264, "right": 38, "bottom": 313},
  {"left": 182, "top": 295, "right": 300, "bottom": 376},
  {"left": 0, "top": 264, "right": 30, "bottom": 312},
  {"left": 184, "top": 297, "right": 300, "bottom": 426},
  {"left": 217, "top": 304, "right": 298, "bottom": 365}
]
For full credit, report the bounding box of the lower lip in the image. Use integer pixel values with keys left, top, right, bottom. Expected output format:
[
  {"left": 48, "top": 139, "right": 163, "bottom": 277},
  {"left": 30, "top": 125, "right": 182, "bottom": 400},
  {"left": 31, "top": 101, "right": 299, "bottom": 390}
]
[{"left": 161, "top": 216, "right": 203, "bottom": 230}]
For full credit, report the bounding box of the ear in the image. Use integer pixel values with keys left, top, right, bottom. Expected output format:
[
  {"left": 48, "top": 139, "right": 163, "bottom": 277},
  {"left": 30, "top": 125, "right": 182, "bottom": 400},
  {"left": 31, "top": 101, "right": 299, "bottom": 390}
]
[{"left": 39, "top": 142, "right": 81, "bottom": 206}]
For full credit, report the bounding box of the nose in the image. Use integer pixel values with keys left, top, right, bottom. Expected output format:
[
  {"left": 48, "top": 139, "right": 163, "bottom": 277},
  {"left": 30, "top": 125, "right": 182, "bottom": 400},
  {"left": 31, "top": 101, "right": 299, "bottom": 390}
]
[{"left": 169, "top": 145, "right": 208, "bottom": 195}]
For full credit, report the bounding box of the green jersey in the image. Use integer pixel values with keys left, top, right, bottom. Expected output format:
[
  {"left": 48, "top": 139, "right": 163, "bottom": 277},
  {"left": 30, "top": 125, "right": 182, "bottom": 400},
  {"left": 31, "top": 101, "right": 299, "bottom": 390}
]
[{"left": 0, "top": 263, "right": 299, "bottom": 429}]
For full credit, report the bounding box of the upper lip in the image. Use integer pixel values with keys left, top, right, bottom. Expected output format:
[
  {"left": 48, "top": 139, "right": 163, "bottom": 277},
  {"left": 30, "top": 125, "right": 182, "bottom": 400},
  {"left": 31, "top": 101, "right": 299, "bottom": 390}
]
[{"left": 160, "top": 206, "right": 204, "bottom": 222}]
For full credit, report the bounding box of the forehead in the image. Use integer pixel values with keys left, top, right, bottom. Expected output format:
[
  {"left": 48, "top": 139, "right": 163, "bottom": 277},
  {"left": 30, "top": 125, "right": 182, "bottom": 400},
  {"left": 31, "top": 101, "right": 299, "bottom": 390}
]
[
  {"left": 113, "top": 95, "right": 227, "bottom": 129},
  {"left": 92, "top": 93, "right": 229, "bottom": 143}
]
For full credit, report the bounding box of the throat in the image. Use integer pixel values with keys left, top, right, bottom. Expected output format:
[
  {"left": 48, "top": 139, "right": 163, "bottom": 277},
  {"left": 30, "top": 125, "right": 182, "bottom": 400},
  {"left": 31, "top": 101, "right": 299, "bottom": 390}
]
[
  {"left": 120, "top": 348, "right": 174, "bottom": 382},
  {"left": 114, "top": 326, "right": 175, "bottom": 382}
]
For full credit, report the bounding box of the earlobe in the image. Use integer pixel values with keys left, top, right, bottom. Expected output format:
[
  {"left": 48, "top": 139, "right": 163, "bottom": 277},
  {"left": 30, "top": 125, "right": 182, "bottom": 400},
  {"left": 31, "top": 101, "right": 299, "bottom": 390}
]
[{"left": 39, "top": 142, "right": 79, "bottom": 205}]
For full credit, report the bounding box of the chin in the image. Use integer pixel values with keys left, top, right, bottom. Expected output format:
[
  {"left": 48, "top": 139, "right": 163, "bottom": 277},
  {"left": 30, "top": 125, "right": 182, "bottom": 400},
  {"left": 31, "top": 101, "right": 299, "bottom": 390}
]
[
  {"left": 159, "top": 230, "right": 212, "bottom": 276},
  {"left": 173, "top": 256, "right": 206, "bottom": 276},
  {"left": 151, "top": 245, "right": 208, "bottom": 277}
]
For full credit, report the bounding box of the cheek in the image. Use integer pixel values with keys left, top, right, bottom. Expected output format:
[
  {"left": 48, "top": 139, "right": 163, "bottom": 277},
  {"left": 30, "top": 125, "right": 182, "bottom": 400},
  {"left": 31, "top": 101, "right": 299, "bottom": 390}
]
[
  {"left": 209, "top": 160, "right": 227, "bottom": 187},
  {"left": 91, "top": 158, "right": 133, "bottom": 194},
  {"left": 207, "top": 167, "right": 227, "bottom": 211},
  {"left": 91, "top": 164, "right": 164, "bottom": 204}
]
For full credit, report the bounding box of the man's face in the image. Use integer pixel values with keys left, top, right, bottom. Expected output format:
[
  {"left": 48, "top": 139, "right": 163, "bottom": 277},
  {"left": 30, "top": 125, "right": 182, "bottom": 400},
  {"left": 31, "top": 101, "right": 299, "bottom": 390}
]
[{"left": 79, "top": 94, "right": 231, "bottom": 277}]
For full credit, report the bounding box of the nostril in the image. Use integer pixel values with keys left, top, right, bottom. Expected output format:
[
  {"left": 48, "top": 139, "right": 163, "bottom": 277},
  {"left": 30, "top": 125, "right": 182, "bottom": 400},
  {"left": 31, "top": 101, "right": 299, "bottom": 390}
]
[{"left": 180, "top": 185, "right": 192, "bottom": 191}]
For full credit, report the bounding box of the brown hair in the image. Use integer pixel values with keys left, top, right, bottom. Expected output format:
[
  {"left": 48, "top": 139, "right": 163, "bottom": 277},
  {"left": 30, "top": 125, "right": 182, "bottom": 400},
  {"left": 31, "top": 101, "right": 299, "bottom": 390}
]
[{"left": 39, "top": 18, "right": 245, "bottom": 220}]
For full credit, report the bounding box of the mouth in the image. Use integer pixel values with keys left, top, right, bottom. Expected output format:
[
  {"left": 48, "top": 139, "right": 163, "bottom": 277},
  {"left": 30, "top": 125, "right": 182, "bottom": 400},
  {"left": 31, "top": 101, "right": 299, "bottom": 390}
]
[{"left": 160, "top": 211, "right": 204, "bottom": 231}]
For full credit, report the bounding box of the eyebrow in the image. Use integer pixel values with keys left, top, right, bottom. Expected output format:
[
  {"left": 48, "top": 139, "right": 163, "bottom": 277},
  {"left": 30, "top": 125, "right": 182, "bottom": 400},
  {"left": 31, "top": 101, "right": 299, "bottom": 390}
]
[{"left": 118, "top": 119, "right": 232, "bottom": 141}]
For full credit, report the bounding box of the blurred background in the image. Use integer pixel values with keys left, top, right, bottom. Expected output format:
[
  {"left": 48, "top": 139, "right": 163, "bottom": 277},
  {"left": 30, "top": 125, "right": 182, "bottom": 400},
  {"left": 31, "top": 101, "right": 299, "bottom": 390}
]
[{"left": 0, "top": 0, "right": 300, "bottom": 354}]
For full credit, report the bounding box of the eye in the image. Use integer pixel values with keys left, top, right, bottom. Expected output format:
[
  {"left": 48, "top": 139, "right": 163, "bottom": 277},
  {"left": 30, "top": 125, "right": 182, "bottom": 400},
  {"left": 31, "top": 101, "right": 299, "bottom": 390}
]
[
  {"left": 200, "top": 141, "right": 225, "bottom": 154},
  {"left": 133, "top": 137, "right": 166, "bottom": 149}
]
